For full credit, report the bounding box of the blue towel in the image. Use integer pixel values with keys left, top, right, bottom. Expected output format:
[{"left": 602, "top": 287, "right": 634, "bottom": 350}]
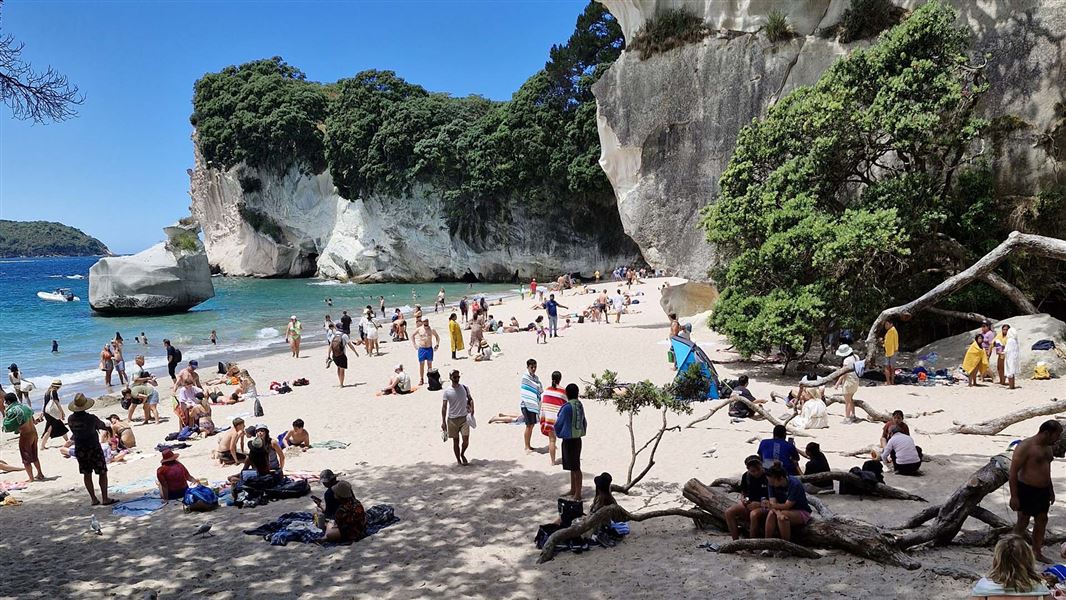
[{"left": 112, "top": 492, "right": 165, "bottom": 517}]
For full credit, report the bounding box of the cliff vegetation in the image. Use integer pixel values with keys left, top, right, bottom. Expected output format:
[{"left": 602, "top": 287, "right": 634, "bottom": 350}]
[
  {"left": 190, "top": 2, "right": 625, "bottom": 245},
  {"left": 0, "top": 219, "right": 110, "bottom": 257}
]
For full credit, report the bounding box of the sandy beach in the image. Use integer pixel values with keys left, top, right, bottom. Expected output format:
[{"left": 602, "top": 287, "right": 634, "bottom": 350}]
[{"left": 2, "top": 276, "right": 1063, "bottom": 600}]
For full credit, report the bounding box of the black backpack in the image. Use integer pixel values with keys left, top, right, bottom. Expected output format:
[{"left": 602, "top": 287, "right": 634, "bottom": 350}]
[
  {"left": 172, "top": 347, "right": 182, "bottom": 363},
  {"left": 427, "top": 369, "right": 442, "bottom": 391}
]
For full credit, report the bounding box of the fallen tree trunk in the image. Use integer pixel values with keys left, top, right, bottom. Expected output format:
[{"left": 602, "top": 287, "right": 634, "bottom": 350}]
[
  {"left": 683, "top": 478, "right": 921, "bottom": 569},
  {"left": 925, "top": 307, "right": 991, "bottom": 324},
  {"left": 537, "top": 504, "right": 716, "bottom": 563},
  {"left": 822, "top": 394, "right": 943, "bottom": 422},
  {"left": 731, "top": 397, "right": 811, "bottom": 437},
  {"left": 895, "top": 454, "right": 1010, "bottom": 549},
  {"left": 712, "top": 471, "right": 925, "bottom": 502},
  {"left": 948, "top": 398, "right": 1064, "bottom": 434},
  {"left": 716, "top": 538, "right": 822, "bottom": 558},
  {"left": 865, "top": 232, "right": 1066, "bottom": 364},
  {"left": 685, "top": 399, "right": 732, "bottom": 428}
]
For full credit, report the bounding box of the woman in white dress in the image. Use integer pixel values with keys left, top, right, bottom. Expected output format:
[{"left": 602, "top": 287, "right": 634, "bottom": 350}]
[{"left": 1003, "top": 329, "right": 1020, "bottom": 390}]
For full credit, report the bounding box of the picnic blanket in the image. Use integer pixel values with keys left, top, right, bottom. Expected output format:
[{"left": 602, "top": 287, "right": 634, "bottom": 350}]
[
  {"left": 244, "top": 505, "right": 399, "bottom": 546},
  {"left": 112, "top": 492, "right": 165, "bottom": 517}
]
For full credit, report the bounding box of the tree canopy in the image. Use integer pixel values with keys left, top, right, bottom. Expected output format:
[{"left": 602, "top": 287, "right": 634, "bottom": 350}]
[
  {"left": 190, "top": 2, "right": 626, "bottom": 243},
  {"left": 700, "top": 0, "right": 1065, "bottom": 363},
  {"left": 0, "top": 220, "right": 110, "bottom": 257}
]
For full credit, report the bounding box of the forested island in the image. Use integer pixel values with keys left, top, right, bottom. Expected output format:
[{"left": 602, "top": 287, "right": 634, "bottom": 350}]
[{"left": 0, "top": 220, "right": 111, "bottom": 257}]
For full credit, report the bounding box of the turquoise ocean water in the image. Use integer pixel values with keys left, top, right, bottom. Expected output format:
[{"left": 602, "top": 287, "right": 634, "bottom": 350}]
[{"left": 0, "top": 256, "right": 515, "bottom": 394}]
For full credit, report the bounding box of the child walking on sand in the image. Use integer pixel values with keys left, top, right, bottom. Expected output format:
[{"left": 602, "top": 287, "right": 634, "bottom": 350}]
[{"left": 535, "top": 316, "right": 546, "bottom": 344}]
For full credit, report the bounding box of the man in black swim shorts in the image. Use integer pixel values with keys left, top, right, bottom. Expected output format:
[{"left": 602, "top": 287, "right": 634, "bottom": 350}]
[{"left": 1009, "top": 420, "right": 1062, "bottom": 563}]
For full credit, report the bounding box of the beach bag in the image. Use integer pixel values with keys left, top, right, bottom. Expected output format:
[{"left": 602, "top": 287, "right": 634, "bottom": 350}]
[
  {"left": 217, "top": 362, "right": 226, "bottom": 374},
  {"left": 265, "top": 478, "right": 310, "bottom": 500},
  {"left": 557, "top": 498, "right": 585, "bottom": 527},
  {"left": 254, "top": 397, "right": 265, "bottom": 417},
  {"left": 427, "top": 369, "right": 443, "bottom": 391},
  {"left": 852, "top": 358, "right": 866, "bottom": 378},
  {"left": 1032, "top": 339, "right": 1056, "bottom": 351},
  {"left": 1034, "top": 363, "right": 1052, "bottom": 380},
  {"left": 838, "top": 466, "right": 880, "bottom": 496},
  {"left": 534, "top": 523, "right": 561, "bottom": 549},
  {"left": 183, "top": 485, "right": 219, "bottom": 511},
  {"left": 121, "top": 397, "right": 131, "bottom": 410}
]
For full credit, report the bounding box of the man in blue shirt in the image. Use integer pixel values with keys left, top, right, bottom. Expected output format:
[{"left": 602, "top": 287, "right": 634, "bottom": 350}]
[
  {"left": 543, "top": 294, "right": 568, "bottom": 338},
  {"left": 757, "top": 425, "right": 801, "bottom": 475}
]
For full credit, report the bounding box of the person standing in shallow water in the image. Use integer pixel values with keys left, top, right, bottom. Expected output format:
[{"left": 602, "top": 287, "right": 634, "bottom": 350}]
[{"left": 286, "top": 315, "right": 302, "bottom": 358}]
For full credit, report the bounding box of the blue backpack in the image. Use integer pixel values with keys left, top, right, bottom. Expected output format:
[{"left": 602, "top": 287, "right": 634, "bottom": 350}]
[{"left": 183, "top": 485, "right": 218, "bottom": 508}]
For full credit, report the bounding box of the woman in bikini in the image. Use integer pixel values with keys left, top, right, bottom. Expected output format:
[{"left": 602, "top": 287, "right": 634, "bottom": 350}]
[{"left": 106, "top": 414, "right": 137, "bottom": 449}]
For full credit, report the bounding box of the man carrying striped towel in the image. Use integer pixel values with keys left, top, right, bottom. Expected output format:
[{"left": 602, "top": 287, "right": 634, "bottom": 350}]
[{"left": 520, "top": 358, "right": 543, "bottom": 455}]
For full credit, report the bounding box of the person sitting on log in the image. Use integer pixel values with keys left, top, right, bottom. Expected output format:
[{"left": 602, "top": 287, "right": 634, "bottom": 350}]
[
  {"left": 724, "top": 455, "right": 770, "bottom": 540},
  {"left": 803, "top": 442, "right": 833, "bottom": 492},
  {"left": 877, "top": 426, "right": 922, "bottom": 475},
  {"left": 728, "top": 375, "right": 768, "bottom": 420},
  {"left": 762, "top": 461, "right": 812, "bottom": 544},
  {"left": 757, "top": 425, "right": 802, "bottom": 475},
  {"left": 880, "top": 410, "right": 910, "bottom": 448},
  {"left": 971, "top": 534, "right": 1051, "bottom": 598}
]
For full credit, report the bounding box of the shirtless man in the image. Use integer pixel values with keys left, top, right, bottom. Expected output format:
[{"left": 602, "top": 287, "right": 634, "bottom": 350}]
[
  {"left": 112, "top": 341, "right": 128, "bottom": 386},
  {"left": 595, "top": 290, "right": 609, "bottom": 325},
  {"left": 214, "top": 417, "right": 247, "bottom": 465},
  {"left": 173, "top": 360, "right": 202, "bottom": 394},
  {"left": 411, "top": 318, "right": 440, "bottom": 386},
  {"left": 1009, "top": 419, "right": 1063, "bottom": 563}
]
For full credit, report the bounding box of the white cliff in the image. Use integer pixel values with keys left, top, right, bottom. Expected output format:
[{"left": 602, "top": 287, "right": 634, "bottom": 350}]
[
  {"left": 188, "top": 141, "right": 639, "bottom": 281},
  {"left": 595, "top": 0, "right": 1066, "bottom": 279}
]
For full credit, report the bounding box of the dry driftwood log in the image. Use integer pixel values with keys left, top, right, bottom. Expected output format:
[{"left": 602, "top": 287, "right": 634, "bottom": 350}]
[
  {"left": 925, "top": 307, "right": 991, "bottom": 324},
  {"left": 864, "top": 232, "right": 1066, "bottom": 364},
  {"left": 895, "top": 455, "right": 1010, "bottom": 549},
  {"left": 821, "top": 394, "right": 943, "bottom": 422},
  {"left": 711, "top": 471, "right": 926, "bottom": 502},
  {"left": 948, "top": 398, "right": 1064, "bottom": 435},
  {"left": 536, "top": 504, "right": 716, "bottom": 563},
  {"left": 683, "top": 478, "right": 922, "bottom": 569},
  {"left": 685, "top": 399, "right": 732, "bottom": 428},
  {"left": 716, "top": 538, "right": 822, "bottom": 558}
]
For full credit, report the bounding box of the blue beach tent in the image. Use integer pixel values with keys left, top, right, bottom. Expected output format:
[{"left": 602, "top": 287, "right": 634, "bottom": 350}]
[{"left": 670, "top": 335, "right": 729, "bottom": 400}]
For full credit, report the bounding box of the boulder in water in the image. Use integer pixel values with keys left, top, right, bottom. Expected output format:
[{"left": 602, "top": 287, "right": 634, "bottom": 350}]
[
  {"left": 89, "top": 221, "right": 214, "bottom": 315},
  {"left": 915, "top": 314, "right": 1066, "bottom": 377}
]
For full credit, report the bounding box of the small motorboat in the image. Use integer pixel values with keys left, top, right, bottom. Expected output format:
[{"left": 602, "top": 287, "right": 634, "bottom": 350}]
[{"left": 37, "top": 288, "right": 80, "bottom": 302}]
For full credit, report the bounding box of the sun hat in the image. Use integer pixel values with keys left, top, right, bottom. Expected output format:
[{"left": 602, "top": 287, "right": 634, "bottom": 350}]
[
  {"left": 68, "top": 393, "right": 94, "bottom": 412},
  {"left": 319, "top": 469, "right": 338, "bottom": 487},
  {"left": 290, "top": 315, "right": 297, "bottom": 320},
  {"left": 332, "top": 480, "right": 354, "bottom": 499},
  {"left": 160, "top": 449, "right": 180, "bottom": 463},
  {"left": 51, "top": 379, "right": 63, "bottom": 387},
  {"left": 835, "top": 344, "right": 854, "bottom": 358}
]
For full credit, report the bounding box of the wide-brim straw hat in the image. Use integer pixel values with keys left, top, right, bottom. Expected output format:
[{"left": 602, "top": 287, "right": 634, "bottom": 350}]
[
  {"left": 835, "top": 344, "right": 854, "bottom": 358},
  {"left": 160, "top": 449, "right": 180, "bottom": 463},
  {"left": 68, "top": 393, "right": 94, "bottom": 412},
  {"left": 51, "top": 379, "right": 63, "bottom": 387}
]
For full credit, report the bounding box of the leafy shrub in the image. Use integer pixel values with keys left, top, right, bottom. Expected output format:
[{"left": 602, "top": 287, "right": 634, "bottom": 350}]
[
  {"left": 765, "top": 10, "right": 793, "bottom": 43},
  {"left": 838, "top": 0, "right": 900, "bottom": 43},
  {"left": 629, "top": 8, "right": 713, "bottom": 60},
  {"left": 237, "top": 203, "right": 284, "bottom": 242},
  {"left": 238, "top": 174, "right": 262, "bottom": 193},
  {"left": 170, "top": 232, "right": 201, "bottom": 253}
]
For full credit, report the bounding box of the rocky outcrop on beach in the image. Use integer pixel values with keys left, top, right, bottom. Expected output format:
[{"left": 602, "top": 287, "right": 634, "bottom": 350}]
[
  {"left": 88, "top": 221, "right": 214, "bottom": 315},
  {"left": 915, "top": 313, "right": 1066, "bottom": 376},
  {"left": 188, "top": 143, "right": 641, "bottom": 282},
  {"left": 659, "top": 281, "right": 719, "bottom": 319},
  {"left": 594, "top": 0, "right": 1066, "bottom": 279}
]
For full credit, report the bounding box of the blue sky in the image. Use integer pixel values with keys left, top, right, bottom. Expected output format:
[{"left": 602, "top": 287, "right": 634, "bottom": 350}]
[{"left": 1, "top": 0, "right": 587, "bottom": 254}]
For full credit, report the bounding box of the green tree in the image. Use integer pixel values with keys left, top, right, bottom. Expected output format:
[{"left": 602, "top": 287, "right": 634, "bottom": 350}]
[{"left": 701, "top": 1, "right": 994, "bottom": 365}]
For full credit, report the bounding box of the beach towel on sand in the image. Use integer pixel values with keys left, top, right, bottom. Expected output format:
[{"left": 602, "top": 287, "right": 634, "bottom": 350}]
[
  {"left": 112, "top": 492, "right": 165, "bottom": 517},
  {"left": 311, "top": 440, "right": 350, "bottom": 450},
  {"left": 244, "top": 506, "right": 399, "bottom": 546}
]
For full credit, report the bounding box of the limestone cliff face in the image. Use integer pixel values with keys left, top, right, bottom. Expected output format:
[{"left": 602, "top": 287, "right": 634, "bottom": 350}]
[
  {"left": 188, "top": 140, "right": 640, "bottom": 281},
  {"left": 595, "top": 0, "right": 1066, "bottom": 280}
]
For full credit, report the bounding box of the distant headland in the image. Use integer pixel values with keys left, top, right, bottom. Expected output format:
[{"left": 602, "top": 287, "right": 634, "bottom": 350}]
[{"left": 0, "top": 219, "right": 111, "bottom": 257}]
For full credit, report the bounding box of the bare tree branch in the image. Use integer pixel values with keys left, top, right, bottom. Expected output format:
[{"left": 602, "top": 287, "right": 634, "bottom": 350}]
[{"left": 0, "top": 33, "right": 84, "bottom": 123}]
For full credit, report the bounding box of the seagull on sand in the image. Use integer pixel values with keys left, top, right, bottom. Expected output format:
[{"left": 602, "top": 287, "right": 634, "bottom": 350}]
[
  {"left": 89, "top": 515, "right": 102, "bottom": 535},
  {"left": 192, "top": 522, "right": 213, "bottom": 537}
]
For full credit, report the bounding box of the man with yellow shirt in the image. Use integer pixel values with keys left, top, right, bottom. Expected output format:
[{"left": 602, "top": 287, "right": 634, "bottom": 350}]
[{"left": 883, "top": 320, "right": 899, "bottom": 386}]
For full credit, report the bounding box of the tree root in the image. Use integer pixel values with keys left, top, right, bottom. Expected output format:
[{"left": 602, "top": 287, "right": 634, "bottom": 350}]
[{"left": 715, "top": 538, "right": 822, "bottom": 559}]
